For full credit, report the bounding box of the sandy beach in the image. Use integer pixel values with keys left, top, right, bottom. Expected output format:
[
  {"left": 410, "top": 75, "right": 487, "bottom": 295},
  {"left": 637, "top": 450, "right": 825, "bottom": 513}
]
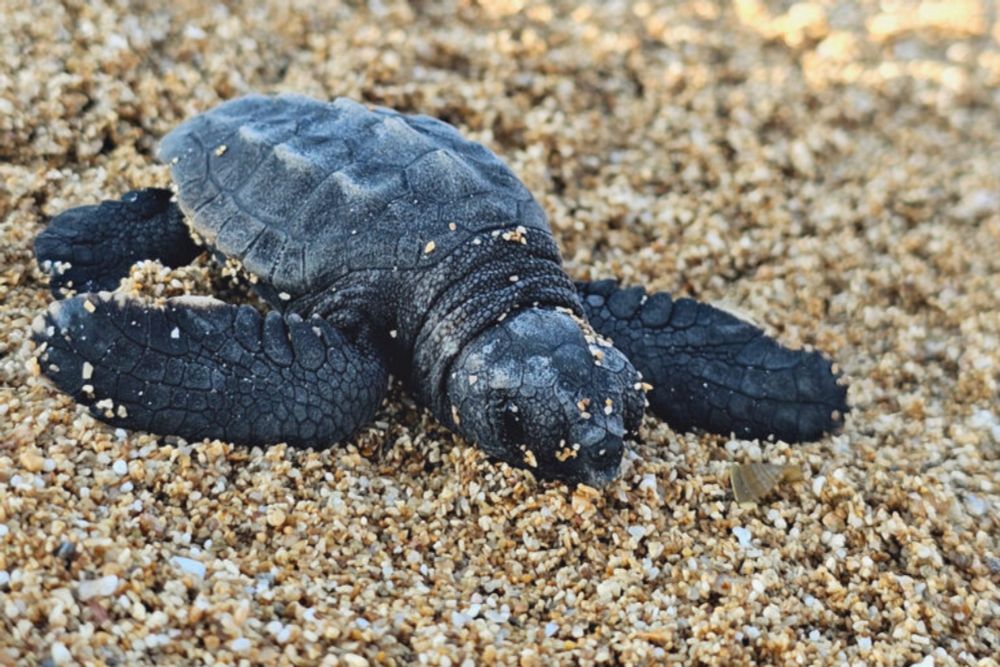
[{"left": 1, "top": 0, "right": 998, "bottom": 664}]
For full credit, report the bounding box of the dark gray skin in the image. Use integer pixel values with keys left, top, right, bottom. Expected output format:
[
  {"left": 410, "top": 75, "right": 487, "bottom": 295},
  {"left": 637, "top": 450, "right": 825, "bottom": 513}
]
[{"left": 32, "top": 94, "right": 848, "bottom": 488}]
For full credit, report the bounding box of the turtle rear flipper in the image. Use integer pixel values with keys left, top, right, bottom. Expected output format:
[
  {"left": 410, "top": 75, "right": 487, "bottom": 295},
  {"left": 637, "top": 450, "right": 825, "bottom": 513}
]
[
  {"left": 32, "top": 293, "right": 388, "bottom": 447},
  {"left": 577, "top": 280, "right": 848, "bottom": 443},
  {"left": 35, "top": 188, "right": 202, "bottom": 296}
]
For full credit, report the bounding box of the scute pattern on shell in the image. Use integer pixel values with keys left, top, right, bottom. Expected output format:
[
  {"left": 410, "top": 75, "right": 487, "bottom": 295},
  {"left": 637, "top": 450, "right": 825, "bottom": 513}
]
[{"left": 158, "top": 95, "right": 547, "bottom": 297}]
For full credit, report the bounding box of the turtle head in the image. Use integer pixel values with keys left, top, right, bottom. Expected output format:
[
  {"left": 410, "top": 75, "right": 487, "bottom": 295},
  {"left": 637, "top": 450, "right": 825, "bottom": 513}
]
[{"left": 447, "top": 309, "right": 646, "bottom": 487}]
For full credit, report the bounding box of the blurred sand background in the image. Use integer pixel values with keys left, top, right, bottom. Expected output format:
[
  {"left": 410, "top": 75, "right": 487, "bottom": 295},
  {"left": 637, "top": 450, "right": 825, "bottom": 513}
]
[{"left": 1, "top": 0, "right": 999, "bottom": 665}]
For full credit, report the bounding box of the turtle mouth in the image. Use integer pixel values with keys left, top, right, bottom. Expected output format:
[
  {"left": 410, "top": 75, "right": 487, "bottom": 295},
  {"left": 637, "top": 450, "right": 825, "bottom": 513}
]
[
  {"left": 581, "top": 461, "right": 622, "bottom": 488},
  {"left": 570, "top": 423, "right": 624, "bottom": 488},
  {"left": 556, "top": 445, "right": 623, "bottom": 489}
]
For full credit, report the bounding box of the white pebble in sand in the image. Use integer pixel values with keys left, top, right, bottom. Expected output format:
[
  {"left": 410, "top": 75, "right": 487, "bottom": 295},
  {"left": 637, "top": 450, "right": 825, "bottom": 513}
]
[
  {"left": 230, "top": 637, "right": 251, "bottom": 652},
  {"left": 51, "top": 642, "right": 72, "bottom": 665},
  {"left": 732, "top": 527, "right": 752, "bottom": 548},
  {"left": 964, "top": 494, "right": 987, "bottom": 516},
  {"left": 112, "top": 459, "right": 128, "bottom": 476},
  {"left": 170, "top": 556, "right": 206, "bottom": 578},
  {"left": 78, "top": 574, "right": 119, "bottom": 600}
]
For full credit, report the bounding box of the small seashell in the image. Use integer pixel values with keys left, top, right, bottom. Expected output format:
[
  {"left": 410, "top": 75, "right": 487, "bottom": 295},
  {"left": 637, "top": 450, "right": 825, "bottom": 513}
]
[{"left": 730, "top": 463, "right": 804, "bottom": 504}]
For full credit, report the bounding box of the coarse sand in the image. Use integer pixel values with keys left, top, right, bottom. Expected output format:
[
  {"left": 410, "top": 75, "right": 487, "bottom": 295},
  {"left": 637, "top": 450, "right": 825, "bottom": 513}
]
[{"left": 1, "top": 0, "right": 999, "bottom": 665}]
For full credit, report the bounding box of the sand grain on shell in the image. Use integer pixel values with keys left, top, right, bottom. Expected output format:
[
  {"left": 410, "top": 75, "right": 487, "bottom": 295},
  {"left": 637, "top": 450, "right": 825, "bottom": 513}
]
[{"left": 1, "top": 0, "right": 999, "bottom": 665}]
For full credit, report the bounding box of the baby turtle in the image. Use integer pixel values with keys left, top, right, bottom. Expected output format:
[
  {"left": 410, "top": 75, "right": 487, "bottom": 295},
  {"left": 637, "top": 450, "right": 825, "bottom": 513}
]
[{"left": 32, "top": 94, "right": 847, "bottom": 487}]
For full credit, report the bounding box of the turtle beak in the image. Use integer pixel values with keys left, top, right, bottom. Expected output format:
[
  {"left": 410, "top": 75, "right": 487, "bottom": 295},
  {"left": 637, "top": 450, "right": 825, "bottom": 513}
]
[
  {"left": 574, "top": 421, "right": 625, "bottom": 488},
  {"left": 582, "top": 462, "right": 621, "bottom": 488}
]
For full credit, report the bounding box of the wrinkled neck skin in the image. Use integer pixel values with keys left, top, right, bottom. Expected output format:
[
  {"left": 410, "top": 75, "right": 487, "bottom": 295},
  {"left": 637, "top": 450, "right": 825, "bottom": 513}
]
[
  {"left": 445, "top": 308, "right": 646, "bottom": 487},
  {"left": 406, "top": 229, "right": 582, "bottom": 413}
]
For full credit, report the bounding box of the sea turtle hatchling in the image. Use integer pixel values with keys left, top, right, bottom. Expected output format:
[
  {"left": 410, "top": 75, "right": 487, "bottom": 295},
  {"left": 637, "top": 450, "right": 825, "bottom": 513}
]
[{"left": 32, "top": 94, "right": 848, "bottom": 488}]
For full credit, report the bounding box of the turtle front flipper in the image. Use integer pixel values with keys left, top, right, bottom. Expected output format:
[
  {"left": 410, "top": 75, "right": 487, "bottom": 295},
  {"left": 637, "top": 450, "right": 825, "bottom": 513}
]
[
  {"left": 35, "top": 188, "right": 202, "bottom": 296},
  {"left": 577, "top": 280, "right": 848, "bottom": 443},
  {"left": 31, "top": 293, "right": 388, "bottom": 447}
]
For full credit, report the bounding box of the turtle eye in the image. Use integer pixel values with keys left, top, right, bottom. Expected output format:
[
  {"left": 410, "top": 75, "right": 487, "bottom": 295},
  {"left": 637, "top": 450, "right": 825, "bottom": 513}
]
[{"left": 500, "top": 402, "right": 524, "bottom": 446}]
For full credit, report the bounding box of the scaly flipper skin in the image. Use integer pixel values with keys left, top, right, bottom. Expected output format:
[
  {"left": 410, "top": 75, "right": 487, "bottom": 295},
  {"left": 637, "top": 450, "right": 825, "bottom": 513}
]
[
  {"left": 577, "top": 280, "right": 847, "bottom": 442},
  {"left": 32, "top": 293, "right": 388, "bottom": 447},
  {"left": 35, "top": 188, "right": 202, "bottom": 296}
]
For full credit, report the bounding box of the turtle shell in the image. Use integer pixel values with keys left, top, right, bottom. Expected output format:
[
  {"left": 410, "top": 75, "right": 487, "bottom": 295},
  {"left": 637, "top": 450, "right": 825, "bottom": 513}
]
[{"left": 158, "top": 94, "right": 548, "bottom": 297}]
